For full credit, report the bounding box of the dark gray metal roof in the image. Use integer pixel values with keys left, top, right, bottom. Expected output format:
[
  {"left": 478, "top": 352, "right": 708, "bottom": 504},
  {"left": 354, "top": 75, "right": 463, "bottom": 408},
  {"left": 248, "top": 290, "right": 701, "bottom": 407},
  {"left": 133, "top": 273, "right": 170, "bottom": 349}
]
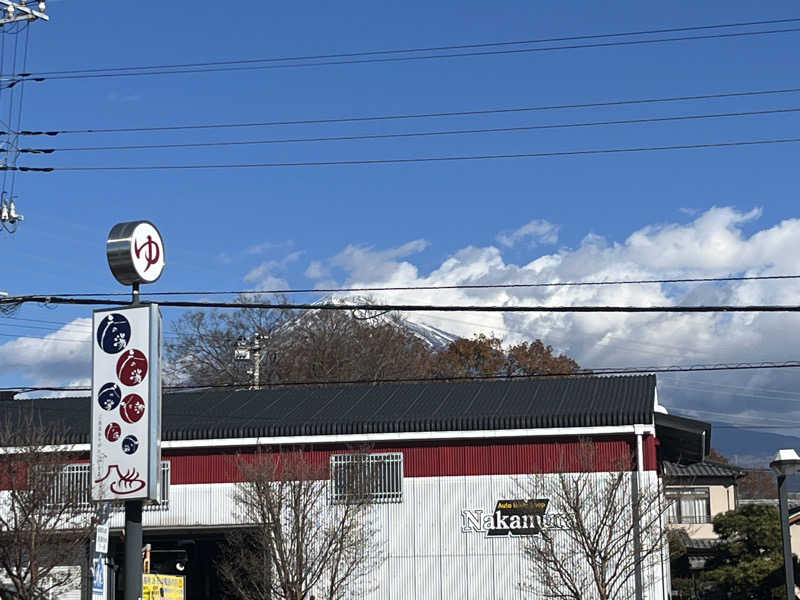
[
  {"left": 663, "top": 460, "right": 746, "bottom": 479},
  {"left": 655, "top": 412, "right": 711, "bottom": 463},
  {"left": 5, "top": 375, "right": 657, "bottom": 445}
]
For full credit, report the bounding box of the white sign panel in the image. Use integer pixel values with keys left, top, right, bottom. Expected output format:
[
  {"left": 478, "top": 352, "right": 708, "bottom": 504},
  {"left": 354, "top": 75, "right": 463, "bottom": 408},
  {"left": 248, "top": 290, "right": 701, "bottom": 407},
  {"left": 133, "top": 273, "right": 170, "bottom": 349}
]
[
  {"left": 91, "top": 304, "right": 161, "bottom": 501},
  {"left": 95, "top": 524, "right": 109, "bottom": 555}
]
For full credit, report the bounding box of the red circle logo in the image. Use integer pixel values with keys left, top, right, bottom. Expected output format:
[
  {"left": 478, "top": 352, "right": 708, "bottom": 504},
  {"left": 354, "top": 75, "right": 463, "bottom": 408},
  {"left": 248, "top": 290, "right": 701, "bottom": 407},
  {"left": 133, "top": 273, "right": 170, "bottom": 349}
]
[
  {"left": 116, "top": 349, "right": 148, "bottom": 386},
  {"left": 120, "top": 393, "right": 145, "bottom": 423},
  {"left": 105, "top": 422, "right": 121, "bottom": 442}
]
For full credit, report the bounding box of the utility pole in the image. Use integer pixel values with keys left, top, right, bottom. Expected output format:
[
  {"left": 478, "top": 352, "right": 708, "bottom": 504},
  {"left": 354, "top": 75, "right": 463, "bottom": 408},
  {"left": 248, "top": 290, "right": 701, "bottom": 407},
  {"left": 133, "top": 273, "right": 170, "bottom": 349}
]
[
  {"left": 0, "top": 1, "right": 48, "bottom": 25},
  {"left": 235, "top": 333, "right": 263, "bottom": 389},
  {"left": 0, "top": 1, "right": 48, "bottom": 235}
]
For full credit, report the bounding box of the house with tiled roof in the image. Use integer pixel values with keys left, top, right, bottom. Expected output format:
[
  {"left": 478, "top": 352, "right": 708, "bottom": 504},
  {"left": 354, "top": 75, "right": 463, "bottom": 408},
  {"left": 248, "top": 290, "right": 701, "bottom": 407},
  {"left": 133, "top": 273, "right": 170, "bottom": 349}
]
[{"left": 662, "top": 459, "right": 747, "bottom": 570}]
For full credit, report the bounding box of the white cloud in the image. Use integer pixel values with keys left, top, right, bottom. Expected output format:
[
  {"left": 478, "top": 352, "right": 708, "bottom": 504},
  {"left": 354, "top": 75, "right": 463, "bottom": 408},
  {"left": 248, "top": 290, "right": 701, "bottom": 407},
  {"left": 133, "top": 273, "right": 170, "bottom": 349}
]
[
  {"left": 309, "top": 207, "right": 800, "bottom": 429},
  {"left": 244, "top": 250, "right": 302, "bottom": 290},
  {"left": 305, "top": 260, "right": 329, "bottom": 279},
  {"left": 10, "top": 207, "right": 800, "bottom": 433},
  {"left": 327, "top": 239, "right": 429, "bottom": 283},
  {"left": 496, "top": 219, "right": 559, "bottom": 247},
  {"left": 246, "top": 240, "right": 294, "bottom": 255},
  {"left": 0, "top": 318, "right": 91, "bottom": 385}
]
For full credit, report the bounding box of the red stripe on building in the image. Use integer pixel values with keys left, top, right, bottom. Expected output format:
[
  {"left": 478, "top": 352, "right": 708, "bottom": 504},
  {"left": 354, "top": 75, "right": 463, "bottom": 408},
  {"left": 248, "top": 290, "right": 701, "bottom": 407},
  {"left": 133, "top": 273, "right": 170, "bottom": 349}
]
[{"left": 164, "top": 436, "right": 651, "bottom": 485}]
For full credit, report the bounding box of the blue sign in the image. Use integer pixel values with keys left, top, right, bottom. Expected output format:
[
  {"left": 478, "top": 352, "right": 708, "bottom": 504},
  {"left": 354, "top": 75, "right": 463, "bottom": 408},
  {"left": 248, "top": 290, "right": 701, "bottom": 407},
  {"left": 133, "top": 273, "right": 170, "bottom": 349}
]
[{"left": 92, "top": 555, "right": 104, "bottom": 596}]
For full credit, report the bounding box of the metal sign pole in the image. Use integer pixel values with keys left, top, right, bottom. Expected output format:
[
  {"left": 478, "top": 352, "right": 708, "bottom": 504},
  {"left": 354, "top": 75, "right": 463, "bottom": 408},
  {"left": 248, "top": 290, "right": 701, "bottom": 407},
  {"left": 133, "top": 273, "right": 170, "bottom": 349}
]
[
  {"left": 94, "top": 221, "right": 165, "bottom": 600},
  {"left": 125, "top": 282, "right": 142, "bottom": 600},
  {"left": 123, "top": 500, "right": 143, "bottom": 600}
]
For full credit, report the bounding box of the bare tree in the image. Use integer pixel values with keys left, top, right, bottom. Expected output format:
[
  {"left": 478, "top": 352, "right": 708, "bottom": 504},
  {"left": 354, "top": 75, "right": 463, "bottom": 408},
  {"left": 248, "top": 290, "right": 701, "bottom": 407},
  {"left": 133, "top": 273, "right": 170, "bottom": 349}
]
[
  {"left": 0, "top": 408, "right": 91, "bottom": 600},
  {"left": 217, "top": 449, "right": 383, "bottom": 600},
  {"left": 520, "top": 442, "right": 670, "bottom": 600},
  {"left": 166, "top": 298, "right": 434, "bottom": 386},
  {"left": 168, "top": 303, "right": 584, "bottom": 388},
  {"left": 165, "top": 294, "right": 294, "bottom": 386},
  {"left": 277, "top": 309, "right": 432, "bottom": 384}
]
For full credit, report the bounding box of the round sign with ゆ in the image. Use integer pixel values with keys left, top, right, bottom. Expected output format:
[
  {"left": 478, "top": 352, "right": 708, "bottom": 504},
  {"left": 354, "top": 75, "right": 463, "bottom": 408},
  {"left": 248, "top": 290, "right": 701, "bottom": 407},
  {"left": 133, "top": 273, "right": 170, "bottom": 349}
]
[{"left": 106, "top": 220, "right": 166, "bottom": 285}]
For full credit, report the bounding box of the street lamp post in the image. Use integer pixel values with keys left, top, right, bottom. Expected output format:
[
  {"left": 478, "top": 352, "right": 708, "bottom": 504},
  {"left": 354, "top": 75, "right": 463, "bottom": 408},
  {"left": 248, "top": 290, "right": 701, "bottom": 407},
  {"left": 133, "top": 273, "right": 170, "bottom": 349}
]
[{"left": 771, "top": 448, "right": 800, "bottom": 600}]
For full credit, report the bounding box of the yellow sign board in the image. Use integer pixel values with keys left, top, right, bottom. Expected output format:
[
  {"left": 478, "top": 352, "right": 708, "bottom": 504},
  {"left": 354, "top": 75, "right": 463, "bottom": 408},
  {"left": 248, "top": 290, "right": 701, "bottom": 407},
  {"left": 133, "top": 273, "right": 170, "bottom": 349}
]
[{"left": 142, "top": 574, "right": 185, "bottom": 600}]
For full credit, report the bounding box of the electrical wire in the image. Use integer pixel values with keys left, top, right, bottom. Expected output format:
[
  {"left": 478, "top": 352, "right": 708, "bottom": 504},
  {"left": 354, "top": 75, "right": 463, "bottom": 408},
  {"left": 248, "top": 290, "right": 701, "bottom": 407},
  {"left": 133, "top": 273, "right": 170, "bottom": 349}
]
[
  {"left": 17, "top": 26, "right": 800, "bottom": 81},
  {"left": 22, "top": 107, "right": 800, "bottom": 154},
  {"left": 9, "top": 22, "right": 30, "bottom": 199},
  {"left": 4, "top": 295, "right": 800, "bottom": 312},
  {"left": 662, "top": 383, "right": 800, "bottom": 405},
  {"left": 662, "top": 379, "right": 800, "bottom": 398},
  {"left": 0, "top": 331, "right": 88, "bottom": 343},
  {"left": 11, "top": 136, "right": 800, "bottom": 173},
  {"left": 17, "top": 86, "right": 800, "bottom": 136},
  {"left": 5, "top": 359, "right": 800, "bottom": 394},
  {"left": 22, "top": 17, "right": 800, "bottom": 77},
  {"left": 0, "top": 317, "right": 180, "bottom": 338},
  {"left": 21, "top": 272, "right": 800, "bottom": 298}
]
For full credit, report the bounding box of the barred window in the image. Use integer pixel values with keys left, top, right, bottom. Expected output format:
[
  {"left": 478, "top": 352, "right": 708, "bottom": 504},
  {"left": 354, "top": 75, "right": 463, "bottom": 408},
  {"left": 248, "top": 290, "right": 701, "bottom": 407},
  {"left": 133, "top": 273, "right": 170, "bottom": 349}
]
[
  {"left": 666, "top": 487, "right": 710, "bottom": 524},
  {"left": 330, "top": 452, "right": 403, "bottom": 504},
  {"left": 43, "top": 461, "right": 170, "bottom": 511}
]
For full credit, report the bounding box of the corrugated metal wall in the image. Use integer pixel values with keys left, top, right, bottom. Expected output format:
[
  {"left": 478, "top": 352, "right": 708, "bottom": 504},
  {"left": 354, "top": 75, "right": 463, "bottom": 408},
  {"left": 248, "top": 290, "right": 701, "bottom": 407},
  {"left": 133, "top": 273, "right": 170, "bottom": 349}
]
[
  {"left": 164, "top": 435, "right": 651, "bottom": 484},
  {"left": 104, "top": 470, "right": 667, "bottom": 600},
  {"left": 3, "top": 436, "right": 665, "bottom": 599}
]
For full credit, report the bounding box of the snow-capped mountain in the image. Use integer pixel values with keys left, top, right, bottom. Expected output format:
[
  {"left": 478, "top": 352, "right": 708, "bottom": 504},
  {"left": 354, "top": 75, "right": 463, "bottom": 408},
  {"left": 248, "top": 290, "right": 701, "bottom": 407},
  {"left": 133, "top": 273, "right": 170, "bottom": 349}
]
[
  {"left": 277, "top": 295, "right": 459, "bottom": 350},
  {"left": 395, "top": 318, "right": 458, "bottom": 349}
]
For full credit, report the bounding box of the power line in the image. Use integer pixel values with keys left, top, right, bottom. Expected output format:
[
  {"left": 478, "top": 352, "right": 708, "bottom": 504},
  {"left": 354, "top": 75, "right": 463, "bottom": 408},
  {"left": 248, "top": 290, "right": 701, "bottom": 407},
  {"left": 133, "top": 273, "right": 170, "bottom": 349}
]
[
  {"left": 662, "top": 383, "right": 800, "bottom": 405},
  {"left": 0, "top": 316, "right": 180, "bottom": 338},
  {"left": 22, "top": 17, "right": 800, "bottom": 77},
  {"left": 17, "top": 25, "right": 800, "bottom": 81},
  {"left": 0, "top": 320, "right": 92, "bottom": 333},
  {"left": 662, "top": 379, "right": 800, "bottom": 398},
  {"left": 23, "top": 107, "right": 800, "bottom": 154},
  {"left": 11, "top": 137, "right": 800, "bottom": 172},
  {"left": 0, "top": 331, "right": 88, "bottom": 343},
  {"left": 5, "top": 359, "right": 800, "bottom": 394},
  {"left": 4, "top": 295, "right": 800, "bottom": 312},
  {"left": 25, "top": 273, "right": 800, "bottom": 298},
  {"left": 17, "top": 86, "right": 800, "bottom": 136}
]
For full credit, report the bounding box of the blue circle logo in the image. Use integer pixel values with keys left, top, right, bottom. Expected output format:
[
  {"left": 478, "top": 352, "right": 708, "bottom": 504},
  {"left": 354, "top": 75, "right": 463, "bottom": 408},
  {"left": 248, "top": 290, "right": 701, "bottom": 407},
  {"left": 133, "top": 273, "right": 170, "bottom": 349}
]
[
  {"left": 96, "top": 313, "right": 131, "bottom": 354},
  {"left": 122, "top": 435, "right": 139, "bottom": 455},
  {"left": 97, "top": 382, "right": 122, "bottom": 411}
]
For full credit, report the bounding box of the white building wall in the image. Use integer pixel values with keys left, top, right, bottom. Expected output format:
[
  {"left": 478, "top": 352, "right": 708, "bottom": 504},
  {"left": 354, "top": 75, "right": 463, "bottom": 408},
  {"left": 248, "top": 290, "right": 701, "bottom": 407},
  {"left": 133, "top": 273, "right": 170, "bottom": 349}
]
[
  {"left": 3, "top": 471, "right": 667, "bottom": 600},
  {"left": 98, "top": 471, "right": 668, "bottom": 600}
]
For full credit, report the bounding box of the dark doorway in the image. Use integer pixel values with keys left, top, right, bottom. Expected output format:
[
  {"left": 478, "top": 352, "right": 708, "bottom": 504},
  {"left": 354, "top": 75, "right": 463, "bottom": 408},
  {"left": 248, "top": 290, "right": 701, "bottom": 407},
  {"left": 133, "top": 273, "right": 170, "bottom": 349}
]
[{"left": 110, "top": 530, "right": 227, "bottom": 600}]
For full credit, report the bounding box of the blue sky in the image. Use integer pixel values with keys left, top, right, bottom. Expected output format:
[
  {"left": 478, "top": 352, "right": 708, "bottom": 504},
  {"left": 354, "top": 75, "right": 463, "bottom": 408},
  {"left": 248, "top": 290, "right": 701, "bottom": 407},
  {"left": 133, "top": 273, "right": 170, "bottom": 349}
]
[{"left": 1, "top": 1, "right": 800, "bottom": 436}]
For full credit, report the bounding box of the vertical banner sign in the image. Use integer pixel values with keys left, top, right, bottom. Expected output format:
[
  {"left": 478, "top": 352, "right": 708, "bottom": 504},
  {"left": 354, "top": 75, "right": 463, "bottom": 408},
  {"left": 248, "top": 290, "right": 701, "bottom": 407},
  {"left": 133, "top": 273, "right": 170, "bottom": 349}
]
[
  {"left": 92, "top": 556, "right": 106, "bottom": 600},
  {"left": 91, "top": 304, "right": 161, "bottom": 501}
]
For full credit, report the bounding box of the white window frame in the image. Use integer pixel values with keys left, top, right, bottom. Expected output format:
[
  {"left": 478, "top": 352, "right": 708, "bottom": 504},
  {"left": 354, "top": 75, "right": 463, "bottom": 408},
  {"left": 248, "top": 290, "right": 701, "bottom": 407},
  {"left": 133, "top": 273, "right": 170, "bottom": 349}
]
[
  {"left": 666, "top": 486, "right": 711, "bottom": 524},
  {"left": 329, "top": 452, "right": 403, "bottom": 505}
]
